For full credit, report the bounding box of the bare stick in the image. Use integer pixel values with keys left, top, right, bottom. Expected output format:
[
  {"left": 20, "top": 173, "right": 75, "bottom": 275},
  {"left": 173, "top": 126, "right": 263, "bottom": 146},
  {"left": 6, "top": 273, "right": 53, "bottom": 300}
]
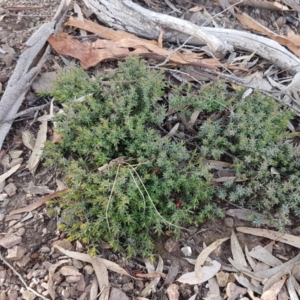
[{"left": 0, "top": 251, "right": 49, "bottom": 300}]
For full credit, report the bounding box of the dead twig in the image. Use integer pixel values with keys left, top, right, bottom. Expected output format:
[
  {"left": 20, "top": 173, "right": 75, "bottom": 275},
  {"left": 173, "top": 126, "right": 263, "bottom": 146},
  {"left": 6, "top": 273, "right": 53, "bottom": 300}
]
[{"left": 0, "top": 251, "right": 49, "bottom": 300}]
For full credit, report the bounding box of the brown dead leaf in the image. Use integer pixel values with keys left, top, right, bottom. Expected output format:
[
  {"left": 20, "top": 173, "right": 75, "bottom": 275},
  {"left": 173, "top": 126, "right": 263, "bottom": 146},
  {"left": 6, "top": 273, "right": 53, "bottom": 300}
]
[
  {"left": 28, "top": 120, "right": 47, "bottom": 174},
  {"left": 195, "top": 237, "right": 229, "bottom": 278},
  {"left": 7, "top": 189, "right": 67, "bottom": 217},
  {"left": 235, "top": 11, "right": 300, "bottom": 57},
  {"left": 48, "top": 32, "right": 217, "bottom": 70}
]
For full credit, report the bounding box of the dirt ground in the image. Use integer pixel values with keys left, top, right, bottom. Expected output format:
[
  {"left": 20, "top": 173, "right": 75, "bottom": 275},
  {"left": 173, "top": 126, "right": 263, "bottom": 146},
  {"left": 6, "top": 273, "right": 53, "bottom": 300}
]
[{"left": 1, "top": 0, "right": 300, "bottom": 300}]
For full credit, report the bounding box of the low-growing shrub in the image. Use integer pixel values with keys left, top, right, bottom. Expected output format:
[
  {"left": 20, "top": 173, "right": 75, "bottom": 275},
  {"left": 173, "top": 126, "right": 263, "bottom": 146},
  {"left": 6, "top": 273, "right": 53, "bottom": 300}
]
[{"left": 44, "top": 57, "right": 300, "bottom": 257}]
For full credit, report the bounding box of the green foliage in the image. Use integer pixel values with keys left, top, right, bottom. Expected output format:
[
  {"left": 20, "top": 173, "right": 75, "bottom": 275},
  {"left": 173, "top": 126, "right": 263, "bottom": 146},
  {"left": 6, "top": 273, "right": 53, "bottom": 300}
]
[
  {"left": 196, "top": 90, "right": 300, "bottom": 227},
  {"left": 44, "top": 57, "right": 216, "bottom": 257},
  {"left": 45, "top": 57, "right": 300, "bottom": 256}
]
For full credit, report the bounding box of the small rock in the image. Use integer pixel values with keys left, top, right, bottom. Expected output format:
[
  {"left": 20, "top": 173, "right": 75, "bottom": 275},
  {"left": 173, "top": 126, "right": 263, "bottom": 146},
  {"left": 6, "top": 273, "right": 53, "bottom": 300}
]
[
  {"left": 8, "top": 290, "right": 18, "bottom": 300},
  {"left": 27, "top": 270, "right": 33, "bottom": 280},
  {"left": 0, "top": 270, "right": 6, "bottom": 286},
  {"left": 36, "top": 285, "right": 43, "bottom": 294},
  {"left": 224, "top": 217, "right": 234, "bottom": 228},
  {"left": 72, "top": 259, "right": 83, "bottom": 269},
  {"left": 83, "top": 265, "right": 94, "bottom": 275},
  {"left": 135, "top": 280, "right": 144, "bottom": 289},
  {"left": 0, "top": 235, "right": 21, "bottom": 248},
  {"left": 16, "top": 228, "right": 26, "bottom": 236},
  {"left": 52, "top": 272, "right": 63, "bottom": 284},
  {"left": 75, "top": 240, "right": 84, "bottom": 252},
  {"left": 30, "top": 253, "right": 39, "bottom": 260},
  {"left": 9, "top": 150, "right": 22, "bottom": 159},
  {"left": 21, "top": 290, "right": 36, "bottom": 300},
  {"left": 39, "top": 246, "right": 50, "bottom": 253},
  {"left": 52, "top": 239, "right": 73, "bottom": 252},
  {"left": 216, "top": 271, "right": 229, "bottom": 287},
  {"left": 61, "top": 289, "right": 70, "bottom": 299},
  {"left": 41, "top": 290, "right": 49, "bottom": 297},
  {"left": 29, "top": 282, "right": 36, "bottom": 288},
  {"left": 0, "top": 214, "right": 5, "bottom": 221},
  {"left": 122, "top": 282, "right": 134, "bottom": 292},
  {"left": 6, "top": 245, "right": 26, "bottom": 261},
  {"left": 31, "top": 269, "right": 47, "bottom": 278},
  {"left": 4, "top": 183, "right": 17, "bottom": 197},
  {"left": 110, "top": 287, "right": 129, "bottom": 300},
  {"left": 15, "top": 254, "right": 31, "bottom": 268},
  {"left": 0, "top": 194, "right": 7, "bottom": 201},
  {"left": 32, "top": 72, "right": 58, "bottom": 93},
  {"left": 65, "top": 275, "right": 82, "bottom": 283},
  {"left": 76, "top": 275, "right": 86, "bottom": 291},
  {"left": 8, "top": 221, "right": 17, "bottom": 227},
  {"left": 40, "top": 282, "right": 48, "bottom": 290},
  {"left": 59, "top": 266, "right": 81, "bottom": 277},
  {"left": 0, "top": 181, "right": 5, "bottom": 193},
  {"left": 181, "top": 246, "right": 192, "bottom": 257}
]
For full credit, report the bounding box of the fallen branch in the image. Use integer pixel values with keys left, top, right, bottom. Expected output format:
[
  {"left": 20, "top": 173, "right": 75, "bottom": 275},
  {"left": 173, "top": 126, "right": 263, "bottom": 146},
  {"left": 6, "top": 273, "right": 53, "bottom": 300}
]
[{"left": 83, "top": 0, "right": 300, "bottom": 74}]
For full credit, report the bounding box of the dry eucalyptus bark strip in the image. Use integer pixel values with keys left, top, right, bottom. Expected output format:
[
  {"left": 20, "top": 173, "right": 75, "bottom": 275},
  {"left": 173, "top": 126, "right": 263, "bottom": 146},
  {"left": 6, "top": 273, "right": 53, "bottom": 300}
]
[{"left": 0, "top": 0, "right": 71, "bottom": 150}]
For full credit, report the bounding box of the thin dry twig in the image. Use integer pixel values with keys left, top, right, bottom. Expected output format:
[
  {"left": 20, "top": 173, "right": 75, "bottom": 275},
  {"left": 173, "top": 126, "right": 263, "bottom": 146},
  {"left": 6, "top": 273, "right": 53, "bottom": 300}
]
[
  {"left": 105, "top": 165, "right": 120, "bottom": 234},
  {"left": 0, "top": 251, "right": 49, "bottom": 300},
  {"left": 154, "top": 0, "right": 243, "bottom": 68}
]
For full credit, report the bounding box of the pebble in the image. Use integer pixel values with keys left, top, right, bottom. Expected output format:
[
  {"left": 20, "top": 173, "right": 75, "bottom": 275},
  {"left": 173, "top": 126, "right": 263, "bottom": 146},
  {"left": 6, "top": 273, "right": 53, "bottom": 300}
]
[
  {"left": 224, "top": 217, "right": 234, "bottom": 228},
  {"left": 31, "top": 269, "right": 47, "bottom": 278},
  {"left": 122, "top": 282, "right": 134, "bottom": 292},
  {"left": 6, "top": 245, "right": 26, "bottom": 261},
  {"left": 83, "top": 265, "right": 94, "bottom": 275},
  {"left": 21, "top": 290, "right": 36, "bottom": 300},
  {"left": 4, "top": 183, "right": 17, "bottom": 197},
  {"left": 59, "top": 266, "right": 80, "bottom": 277},
  {"left": 135, "top": 280, "right": 144, "bottom": 289},
  {"left": 65, "top": 275, "right": 82, "bottom": 283},
  {"left": 16, "top": 228, "right": 26, "bottom": 236},
  {"left": 30, "top": 253, "right": 39, "bottom": 260},
  {"left": 39, "top": 246, "right": 50, "bottom": 253},
  {"left": 0, "top": 235, "right": 21, "bottom": 249},
  {"left": 72, "top": 259, "right": 83, "bottom": 269}
]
